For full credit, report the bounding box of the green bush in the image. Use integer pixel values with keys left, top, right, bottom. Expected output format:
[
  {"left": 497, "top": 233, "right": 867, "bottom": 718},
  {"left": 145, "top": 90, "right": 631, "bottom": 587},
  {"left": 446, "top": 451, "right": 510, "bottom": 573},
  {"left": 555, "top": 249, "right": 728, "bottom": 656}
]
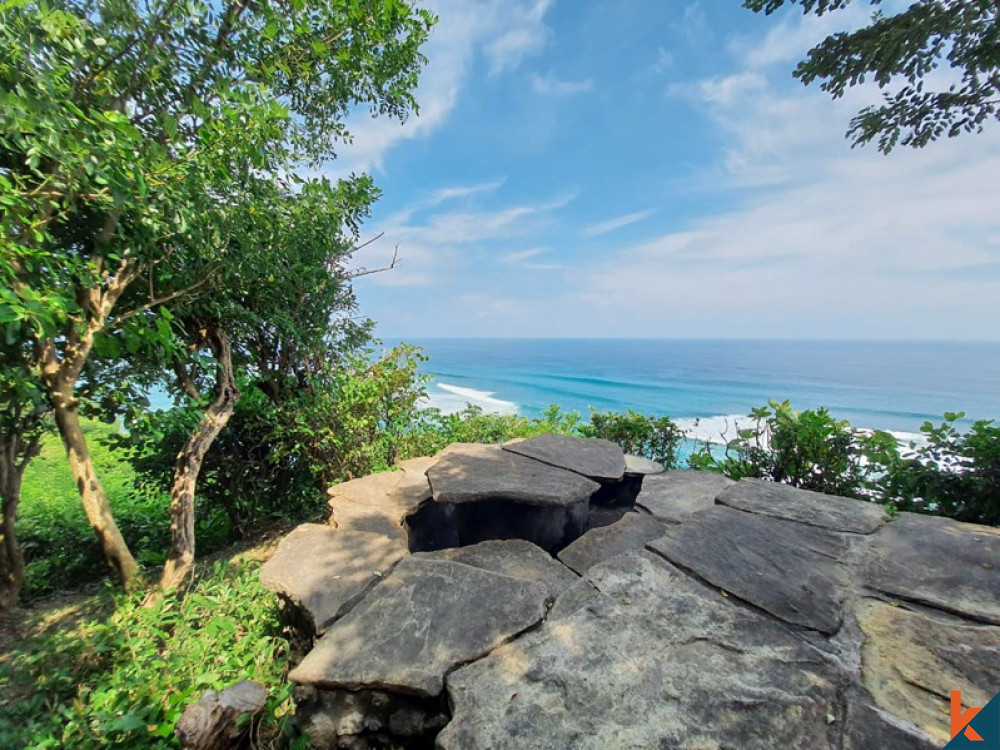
[
  {"left": 580, "top": 409, "right": 684, "bottom": 468},
  {"left": 688, "top": 400, "right": 899, "bottom": 500},
  {"left": 0, "top": 560, "right": 296, "bottom": 750},
  {"left": 886, "top": 413, "right": 1000, "bottom": 525}
]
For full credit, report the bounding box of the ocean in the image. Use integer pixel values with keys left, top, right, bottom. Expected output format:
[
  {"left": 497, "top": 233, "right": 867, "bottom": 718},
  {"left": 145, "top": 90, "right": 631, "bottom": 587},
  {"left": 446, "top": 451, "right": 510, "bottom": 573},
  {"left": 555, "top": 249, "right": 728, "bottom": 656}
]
[{"left": 402, "top": 338, "right": 1000, "bottom": 443}]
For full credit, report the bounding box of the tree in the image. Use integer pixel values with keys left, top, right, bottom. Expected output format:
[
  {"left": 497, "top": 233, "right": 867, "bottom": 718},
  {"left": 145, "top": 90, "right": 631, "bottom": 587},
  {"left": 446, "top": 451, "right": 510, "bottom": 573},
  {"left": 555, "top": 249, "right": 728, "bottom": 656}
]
[
  {"left": 744, "top": 0, "right": 1000, "bottom": 152},
  {"left": 1, "top": 0, "right": 433, "bottom": 587}
]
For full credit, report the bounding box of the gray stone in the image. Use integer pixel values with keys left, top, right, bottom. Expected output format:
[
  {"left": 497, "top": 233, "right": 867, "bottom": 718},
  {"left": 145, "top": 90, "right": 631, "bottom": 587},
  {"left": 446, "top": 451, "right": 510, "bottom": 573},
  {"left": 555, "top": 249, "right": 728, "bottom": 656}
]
[
  {"left": 624, "top": 453, "right": 664, "bottom": 475},
  {"left": 415, "top": 539, "right": 578, "bottom": 603},
  {"left": 842, "top": 702, "right": 938, "bottom": 750},
  {"left": 649, "top": 505, "right": 850, "bottom": 634},
  {"left": 427, "top": 444, "right": 598, "bottom": 552},
  {"left": 440, "top": 552, "right": 844, "bottom": 750},
  {"left": 635, "top": 470, "right": 735, "bottom": 523},
  {"left": 856, "top": 598, "right": 1000, "bottom": 745},
  {"left": 327, "top": 458, "right": 434, "bottom": 546},
  {"left": 502, "top": 433, "right": 626, "bottom": 481},
  {"left": 288, "top": 557, "right": 548, "bottom": 697},
  {"left": 557, "top": 512, "right": 667, "bottom": 575},
  {"left": 866, "top": 512, "right": 1000, "bottom": 624},
  {"left": 258, "top": 525, "right": 406, "bottom": 633},
  {"left": 717, "top": 478, "right": 887, "bottom": 534},
  {"left": 429, "top": 443, "right": 600, "bottom": 506}
]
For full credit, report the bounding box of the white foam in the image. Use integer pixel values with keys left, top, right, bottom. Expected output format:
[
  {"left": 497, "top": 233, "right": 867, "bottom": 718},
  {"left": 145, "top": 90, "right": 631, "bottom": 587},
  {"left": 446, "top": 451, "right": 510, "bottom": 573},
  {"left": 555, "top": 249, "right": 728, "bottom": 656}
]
[
  {"left": 419, "top": 382, "right": 519, "bottom": 416},
  {"left": 674, "top": 415, "right": 764, "bottom": 446}
]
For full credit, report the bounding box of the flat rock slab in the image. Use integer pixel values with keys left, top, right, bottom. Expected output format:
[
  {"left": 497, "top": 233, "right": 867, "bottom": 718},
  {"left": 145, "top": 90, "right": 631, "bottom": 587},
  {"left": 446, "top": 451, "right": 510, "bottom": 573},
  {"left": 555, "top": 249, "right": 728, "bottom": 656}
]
[
  {"left": 502, "top": 433, "right": 626, "bottom": 481},
  {"left": 259, "top": 525, "right": 407, "bottom": 633},
  {"left": 635, "top": 470, "right": 734, "bottom": 523},
  {"left": 842, "top": 702, "right": 937, "bottom": 750},
  {"left": 857, "top": 599, "right": 1000, "bottom": 744},
  {"left": 717, "top": 478, "right": 887, "bottom": 534},
  {"left": 440, "top": 552, "right": 845, "bottom": 750},
  {"left": 288, "top": 557, "right": 548, "bottom": 697},
  {"left": 865, "top": 513, "right": 1000, "bottom": 624},
  {"left": 558, "top": 512, "right": 668, "bottom": 575},
  {"left": 416, "top": 540, "right": 578, "bottom": 603},
  {"left": 624, "top": 454, "right": 664, "bottom": 475},
  {"left": 649, "top": 506, "right": 850, "bottom": 634},
  {"left": 428, "top": 443, "right": 600, "bottom": 506},
  {"left": 328, "top": 458, "right": 434, "bottom": 544}
]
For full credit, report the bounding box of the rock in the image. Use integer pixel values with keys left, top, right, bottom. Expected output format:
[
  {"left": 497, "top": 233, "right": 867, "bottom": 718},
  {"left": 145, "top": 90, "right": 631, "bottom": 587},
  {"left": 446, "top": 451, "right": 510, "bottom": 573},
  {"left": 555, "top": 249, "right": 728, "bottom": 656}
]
[
  {"left": 288, "top": 557, "right": 548, "bottom": 698},
  {"left": 416, "top": 539, "right": 578, "bottom": 603},
  {"left": 634, "top": 470, "right": 734, "bottom": 523},
  {"left": 429, "top": 443, "right": 600, "bottom": 505},
  {"left": 842, "top": 701, "right": 938, "bottom": 750},
  {"left": 259, "top": 525, "right": 406, "bottom": 633},
  {"left": 716, "top": 478, "right": 887, "bottom": 534},
  {"left": 624, "top": 453, "right": 664, "bottom": 475},
  {"left": 176, "top": 681, "right": 268, "bottom": 750},
  {"left": 502, "top": 433, "right": 626, "bottom": 481},
  {"left": 294, "top": 686, "right": 447, "bottom": 749},
  {"left": 557, "top": 513, "right": 667, "bottom": 575},
  {"left": 648, "top": 506, "right": 850, "bottom": 634},
  {"left": 856, "top": 599, "right": 1000, "bottom": 744},
  {"left": 440, "top": 552, "right": 845, "bottom": 750},
  {"left": 865, "top": 513, "right": 1000, "bottom": 624},
  {"left": 327, "top": 459, "right": 434, "bottom": 547},
  {"left": 427, "top": 444, "right": 599, "bottom": 552}
]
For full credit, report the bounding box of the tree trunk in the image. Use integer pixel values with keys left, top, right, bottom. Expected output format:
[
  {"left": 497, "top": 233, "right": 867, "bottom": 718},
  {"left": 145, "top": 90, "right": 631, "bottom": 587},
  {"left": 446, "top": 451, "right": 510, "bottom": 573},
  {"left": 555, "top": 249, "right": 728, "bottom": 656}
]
[
  {"left": 0, "top": 435, "right": 29, "bottom": 611},
  {"left": 50, "top": 387, "right": 140, "bottom": 587},
  {"left": 160, "top": 326, "right": 239, "bottom": 590}
]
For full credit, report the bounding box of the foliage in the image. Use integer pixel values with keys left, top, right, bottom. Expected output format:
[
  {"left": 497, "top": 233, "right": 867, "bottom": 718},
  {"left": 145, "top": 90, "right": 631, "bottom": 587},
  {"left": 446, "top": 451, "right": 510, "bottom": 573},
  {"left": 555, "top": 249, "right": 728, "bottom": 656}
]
[
  {"left": 18, "top": 421, "right": 171, "bottom": 600},
  {"left": 580, "top": 409, "right": 684, "bottom": 469},
  {"left": 0, "top": 559, "right": 294, "bottom": 749},
  {"left": 689, "top": 399, "right": 899, "bottom": 499},
  {"left": 744, "top": 0, "right": 1000, "bottom": 151},
  {"left": 400, "top": 403, "right": 583, "bottom": 459},
  {"left": 886, "top": 413, "right": 1000, "bottom": 525}
]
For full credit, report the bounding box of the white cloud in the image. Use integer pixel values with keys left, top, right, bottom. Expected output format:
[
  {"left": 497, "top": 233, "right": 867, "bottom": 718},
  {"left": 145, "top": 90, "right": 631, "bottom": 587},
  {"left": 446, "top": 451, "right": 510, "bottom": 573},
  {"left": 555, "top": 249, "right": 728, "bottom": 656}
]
[
  {"left": 530, "top": 73, "right": 595, "bottom": 97},
  {"left": 499, "top": 247, "right": 564, "bottom": 270},
  {"left": 583, "top": 209, "right": 657, "bottom": 237},
  {"left": 333, "top": 0, "right": 555, "bottom": 174}
]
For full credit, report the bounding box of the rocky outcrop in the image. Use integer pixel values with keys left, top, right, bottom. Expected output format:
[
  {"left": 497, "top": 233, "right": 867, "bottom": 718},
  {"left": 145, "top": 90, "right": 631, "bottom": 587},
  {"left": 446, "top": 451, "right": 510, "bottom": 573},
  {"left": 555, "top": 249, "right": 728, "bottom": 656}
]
[{"left": 257, "top": 436, "right": 999, "bottom": 749}]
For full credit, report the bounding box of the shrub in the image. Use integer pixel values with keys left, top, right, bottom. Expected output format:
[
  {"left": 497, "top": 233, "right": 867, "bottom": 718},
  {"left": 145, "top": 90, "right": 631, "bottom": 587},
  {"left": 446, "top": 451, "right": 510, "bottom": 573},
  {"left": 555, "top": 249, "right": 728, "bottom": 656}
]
[
  {"left": 0, "top": 560, "right": 296, "bottom": 750},
  {"left": 688, "top": 400, "right": 899, "bottom": 500},
  {"left": 886, "top": 413, "right": 1000, "bottom": 525},
  {"left": 580, "top": 409, "right": 684, "bottom": 469}
]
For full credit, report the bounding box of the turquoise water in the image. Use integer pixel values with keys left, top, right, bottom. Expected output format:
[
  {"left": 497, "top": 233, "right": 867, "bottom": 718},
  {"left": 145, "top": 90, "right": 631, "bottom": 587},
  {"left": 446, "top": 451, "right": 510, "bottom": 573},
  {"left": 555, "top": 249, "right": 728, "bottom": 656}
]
[{"left": 402, "top": 338, "right": 1000, "bottom": 438}]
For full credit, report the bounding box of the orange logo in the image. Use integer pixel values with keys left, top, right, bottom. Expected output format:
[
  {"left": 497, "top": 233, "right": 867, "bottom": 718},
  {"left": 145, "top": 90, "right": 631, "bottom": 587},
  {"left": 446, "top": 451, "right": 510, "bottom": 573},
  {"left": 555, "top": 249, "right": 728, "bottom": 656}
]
[{"left": 953, "top": 691, "right": 985, "bottom": 742}]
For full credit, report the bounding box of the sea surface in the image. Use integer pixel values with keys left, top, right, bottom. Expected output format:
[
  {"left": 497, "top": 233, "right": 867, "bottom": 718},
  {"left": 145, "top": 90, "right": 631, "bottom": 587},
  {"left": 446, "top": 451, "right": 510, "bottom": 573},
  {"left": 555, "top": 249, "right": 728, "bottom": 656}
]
[{"left": 398, "top": 338, "right": 1000, "bottom": 442}]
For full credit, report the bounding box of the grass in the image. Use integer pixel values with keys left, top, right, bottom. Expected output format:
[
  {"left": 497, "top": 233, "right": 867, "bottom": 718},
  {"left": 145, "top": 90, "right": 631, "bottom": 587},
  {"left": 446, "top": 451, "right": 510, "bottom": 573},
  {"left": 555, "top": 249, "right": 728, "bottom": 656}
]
[
  {"left": 0, "top": 550, "right": 299, "bottom": 750},
  {"left": 19, "top": 420, "right": 172, "bottom": 601}
]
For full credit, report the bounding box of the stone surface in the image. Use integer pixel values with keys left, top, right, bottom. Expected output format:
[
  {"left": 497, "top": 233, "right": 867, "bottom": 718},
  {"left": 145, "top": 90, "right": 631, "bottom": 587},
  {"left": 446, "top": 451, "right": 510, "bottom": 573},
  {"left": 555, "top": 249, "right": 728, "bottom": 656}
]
[
  {"left": 440, "top": 552, "right": 845, "bottom": 750},
  {"left": 416, "top": 540, "right": 578, "bottom": 603},
  {"left": 634, "top": 470, "right": 735, "bottom": 523},
  {"left": 502, "top": 433, "right": 626, "bottom": 481},
  {"left": 856, "top": 599, "right": 1000, "bottom": 744},
  {"left": 327, "top": 458, "right": 434, "bottom": 546},
  {"left": 258, "top": 525, "right": 406, "bottom": 633},
  {"left": 288, "top": 557, "right": 548, "bottom": 697},
  {"left": 557, "top": 512, "right": 667, "bottom": 575},
  {"left": 623, "top": 453, "right": 664, "bottom": 475},
  {"left": 717, "top": 478, "right": 887, "bottom": 534},
  {"left": 841, "top": 701, "right": 938, "bottom": 750},
  {"left": 427, "top": 443, "right": 598, "bottom": 552},
  {"left": 649, "top": 506, "right": 850, "bottom": 634},
  {"left": 429, "top": 443, "right": 600, "bottom": 506},
  {"left": 294, "top": 686, "right": 447, "bottom": 749},
  {"left": 866, "top": 512, "right": 1000, "bottom": 624}
]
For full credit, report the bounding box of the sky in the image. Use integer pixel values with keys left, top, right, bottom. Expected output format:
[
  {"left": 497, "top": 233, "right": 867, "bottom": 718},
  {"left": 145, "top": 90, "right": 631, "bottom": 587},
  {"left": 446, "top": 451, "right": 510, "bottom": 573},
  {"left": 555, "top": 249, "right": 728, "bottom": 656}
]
[{"left": 332, "top": 0, "right": 1000, "bottom": 341}]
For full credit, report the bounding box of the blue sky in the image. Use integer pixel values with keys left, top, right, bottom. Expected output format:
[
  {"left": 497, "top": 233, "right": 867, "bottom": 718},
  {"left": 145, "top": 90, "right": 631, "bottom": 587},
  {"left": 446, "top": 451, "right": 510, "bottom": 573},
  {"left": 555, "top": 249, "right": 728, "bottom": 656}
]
[{"left": 334, "top": 0, "right": 1000, "bottom": 341}]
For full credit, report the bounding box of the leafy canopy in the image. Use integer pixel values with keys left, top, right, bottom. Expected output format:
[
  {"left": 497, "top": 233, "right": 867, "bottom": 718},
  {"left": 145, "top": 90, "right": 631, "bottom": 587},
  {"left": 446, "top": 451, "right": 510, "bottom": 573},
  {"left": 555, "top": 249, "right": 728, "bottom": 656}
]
[{"left": 744, "top": 0, "right": 1000, "bottom": 151}]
